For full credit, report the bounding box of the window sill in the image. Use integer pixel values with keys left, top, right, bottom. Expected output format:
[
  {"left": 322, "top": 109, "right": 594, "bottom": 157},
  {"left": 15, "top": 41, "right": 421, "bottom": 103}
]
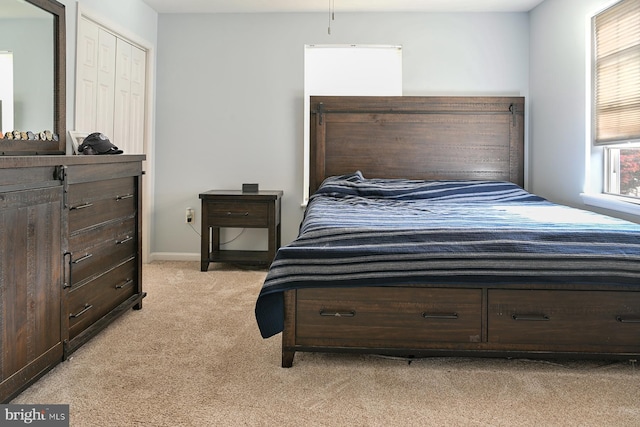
[{"left": 580, "top": 193, "right": 640, "bottom": 217}]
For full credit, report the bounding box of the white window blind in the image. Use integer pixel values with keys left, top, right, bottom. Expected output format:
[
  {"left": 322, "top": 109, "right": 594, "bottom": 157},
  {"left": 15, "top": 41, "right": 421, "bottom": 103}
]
[
  {"left": 593, "top": 0, "right": 640, "bottom": 146},
  {"left": 302, "top": 45, "right": 402, "bottom": 203}
]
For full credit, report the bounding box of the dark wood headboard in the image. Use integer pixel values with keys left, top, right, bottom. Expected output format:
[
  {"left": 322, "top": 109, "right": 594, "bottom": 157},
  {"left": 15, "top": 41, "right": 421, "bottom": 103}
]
[{"left": 309, "top": 96, "right": 524, "bottom": 194}]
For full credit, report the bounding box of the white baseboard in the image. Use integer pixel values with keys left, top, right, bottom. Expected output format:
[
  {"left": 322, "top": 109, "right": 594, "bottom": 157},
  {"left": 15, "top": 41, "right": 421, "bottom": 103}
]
[{"left": 148, "top": 252, "right": 200, "bottom": 262}]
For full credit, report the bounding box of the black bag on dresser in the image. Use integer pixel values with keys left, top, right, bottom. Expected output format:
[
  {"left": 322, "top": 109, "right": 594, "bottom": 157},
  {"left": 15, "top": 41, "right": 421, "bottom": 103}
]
[{"left": 78, "top": 132, "right": 123, "bottom": 155}]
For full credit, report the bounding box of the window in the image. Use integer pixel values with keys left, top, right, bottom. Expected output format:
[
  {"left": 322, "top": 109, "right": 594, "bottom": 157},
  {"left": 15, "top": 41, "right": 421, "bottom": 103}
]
[
  {"left": 302, "top": 45, "right": 402, "bottom": 203},
  {"left": 605, "top": 145, "right": 640, "bottom": 197},
  {"left": 593, "top": 0, "right": 640, "bottom": 199}
]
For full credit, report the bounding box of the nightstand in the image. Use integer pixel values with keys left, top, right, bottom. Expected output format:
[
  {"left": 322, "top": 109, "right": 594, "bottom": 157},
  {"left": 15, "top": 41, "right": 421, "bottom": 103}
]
[{"left": 199, "top": 190, "right": 283, "bottom": 271}]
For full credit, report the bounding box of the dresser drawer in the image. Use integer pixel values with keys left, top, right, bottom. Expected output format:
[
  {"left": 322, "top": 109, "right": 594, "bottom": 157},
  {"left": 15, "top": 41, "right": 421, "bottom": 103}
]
[
  {"left": 69, "top": 217, "right": 136, "bottom": 286},
  {"left": 488, "top": 290, "right": 640, "bottom": 347},
  {"left": 68, "top": 177, "right": 136, "bottom": 233},
  {"left": 206, "top": 201, "right": 269, "bottom": 227},
  {"left": 296, "top": 287, "right": 482, "bottom": 347},
  {"left": 68, "top": 259, "right": 137, "bottom": 339}
]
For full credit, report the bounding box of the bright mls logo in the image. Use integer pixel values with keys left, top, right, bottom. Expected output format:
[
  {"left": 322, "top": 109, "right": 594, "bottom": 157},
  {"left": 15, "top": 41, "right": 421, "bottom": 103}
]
[{"left": 1, "top": 405, "right": 69, "bottom": 426}]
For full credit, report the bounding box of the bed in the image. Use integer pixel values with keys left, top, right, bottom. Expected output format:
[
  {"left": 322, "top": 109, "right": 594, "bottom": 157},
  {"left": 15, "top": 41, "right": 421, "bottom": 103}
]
[{"left": 255, "top": 96, "right": 640, "bottom": 367}]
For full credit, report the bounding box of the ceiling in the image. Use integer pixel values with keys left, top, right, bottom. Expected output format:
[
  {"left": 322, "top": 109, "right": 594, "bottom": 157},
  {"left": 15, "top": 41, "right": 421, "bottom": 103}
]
[{"left": 141, "top": 0, "right": 546, "bottom": 14}]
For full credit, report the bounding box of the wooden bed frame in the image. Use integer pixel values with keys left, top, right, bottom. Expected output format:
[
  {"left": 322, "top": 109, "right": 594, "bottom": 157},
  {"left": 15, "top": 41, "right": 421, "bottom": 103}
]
[{"left": 280, "top": 96, "right": 640, "bottom": 367}]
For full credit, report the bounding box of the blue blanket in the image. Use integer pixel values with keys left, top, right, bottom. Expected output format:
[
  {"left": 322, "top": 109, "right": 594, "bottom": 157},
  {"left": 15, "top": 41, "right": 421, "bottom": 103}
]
[{"left": 255, "top": 172, "right": 640, "bottom": 338}]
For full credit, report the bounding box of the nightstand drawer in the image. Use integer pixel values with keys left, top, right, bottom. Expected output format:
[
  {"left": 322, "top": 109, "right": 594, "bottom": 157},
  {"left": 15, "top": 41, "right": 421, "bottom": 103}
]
[
  {"left": 68, "top": 259, "right": 137, "bottom": 339},
  {"left": 68, "top": 177, "right": 136, "bottom": 233},
  {"left": 206, "top": 201, "right": 269, "bottom": 227}
]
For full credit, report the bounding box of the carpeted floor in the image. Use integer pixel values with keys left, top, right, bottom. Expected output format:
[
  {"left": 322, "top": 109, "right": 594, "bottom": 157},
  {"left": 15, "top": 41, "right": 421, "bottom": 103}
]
[{"left": 11, "top": 261, "right": 640, "bottom": 426}]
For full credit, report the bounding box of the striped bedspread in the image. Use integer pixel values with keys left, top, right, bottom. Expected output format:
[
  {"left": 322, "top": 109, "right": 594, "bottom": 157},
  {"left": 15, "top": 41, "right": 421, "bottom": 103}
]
[{"left": 255, "top": 172, "right": 640, "bottom": 338}]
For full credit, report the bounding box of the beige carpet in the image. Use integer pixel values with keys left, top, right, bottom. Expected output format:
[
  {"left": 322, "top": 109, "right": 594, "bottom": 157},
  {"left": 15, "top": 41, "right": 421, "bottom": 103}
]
[{"left": 11, "top": 261, "right": 640, "bottom": 426}]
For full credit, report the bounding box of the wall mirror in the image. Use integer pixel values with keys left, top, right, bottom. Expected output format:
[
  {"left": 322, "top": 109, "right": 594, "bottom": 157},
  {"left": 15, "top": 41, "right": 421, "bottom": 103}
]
[{"left": 0, "top": 0, "right": 65, "bottom": 155}]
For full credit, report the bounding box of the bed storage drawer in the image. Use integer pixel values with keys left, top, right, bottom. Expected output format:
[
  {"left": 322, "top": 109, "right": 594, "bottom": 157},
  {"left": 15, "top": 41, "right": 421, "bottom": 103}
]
[
  {"left": 295, "top": 287, "right": 482, "bottom": 347},
  {"left": 488, "top": 290, "right": 640, "bottom": 348}
]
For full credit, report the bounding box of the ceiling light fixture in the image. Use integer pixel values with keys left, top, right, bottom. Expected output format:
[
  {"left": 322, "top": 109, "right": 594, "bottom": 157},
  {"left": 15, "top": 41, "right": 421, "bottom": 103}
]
[{"left": 328, "top": 0, "right": 335, "bottom": 35}]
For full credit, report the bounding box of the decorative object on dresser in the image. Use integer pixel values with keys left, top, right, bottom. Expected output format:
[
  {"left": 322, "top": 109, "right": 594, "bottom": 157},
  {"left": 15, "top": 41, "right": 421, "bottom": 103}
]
[
  {"left": 254, "top": 96, "right": 640, "bottom": 368},
  {"left": 68, "top": 131, "right": 89, "bottom": 155},
  {"left": 199, "top": 190, "right": 283, "bottom": 271}
]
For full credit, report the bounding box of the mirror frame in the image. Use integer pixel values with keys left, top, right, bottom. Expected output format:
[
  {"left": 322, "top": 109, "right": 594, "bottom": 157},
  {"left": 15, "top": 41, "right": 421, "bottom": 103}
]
[{"left": 1, "top": 0, "right": 65, "bottom": 155}]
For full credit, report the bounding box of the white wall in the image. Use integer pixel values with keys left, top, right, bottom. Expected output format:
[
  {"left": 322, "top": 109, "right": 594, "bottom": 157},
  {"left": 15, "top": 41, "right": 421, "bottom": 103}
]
[
  {"left": 153, "top": 12, "right": 530, "bottom": 258},
  {"left": 529, "top": 0, "right": 639, "bottom": 223}
]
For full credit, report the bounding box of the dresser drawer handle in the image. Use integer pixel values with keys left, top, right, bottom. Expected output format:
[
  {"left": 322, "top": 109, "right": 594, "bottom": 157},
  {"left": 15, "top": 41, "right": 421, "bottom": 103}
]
[
  {"left": 116, "top": 236, "right": 133, "bottom": 245},
  {"left": 226, "top": 211, "right": 249, "bottom": 217},
  {"left": 616, "top": 315, "right": 640, "bottom": 323},
  {"left": 116, "top": 279, "right": 134, "bottom": 289},
  {"left": 69, "top": 303, "right": 93, "bottom": 319},
  {"left": 512, "top": 314, "right": 550, "bottom": 321},
  {"left": 116, "top": 194, "right": 134, "bottom": 201},
  {"left": 70, "top": 202, "right": 93, "bottom": 210},
  {"left": 319, "top": 309, "right": 356, "bottom": 317},
  {"left": 422, "top": 312, "right": 458, "bottom": 320},
  {"left": 72, "top": 253, "right": 93, "bottom": 264}
]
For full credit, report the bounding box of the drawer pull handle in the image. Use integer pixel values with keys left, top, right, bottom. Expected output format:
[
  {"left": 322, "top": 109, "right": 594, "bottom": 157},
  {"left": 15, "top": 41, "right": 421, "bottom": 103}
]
[
  {"left": 422, "top": 312, "right": 458, "bottom": 320},
  {"left": 616, "top": 316, "right": 640, "bottom": 323},
  {"left": 69, "top": 303, "right": 93, "bottom": 319},
  {"left": 70, "top": 202, "right": 93, "bottom": 210},
  {"left": 72, "top": 253, "right": 93, "bottom": 264},
  {"left": 226, "top": 211, "right": 249, "bottom": 217},
  {"left": 512, "top": 314, "right": 550, "bottom": 321},
  {"left": 116, "top": 279, "right": 134, "bottom": 289},
  {"left": 116, "top": 236, "right": 133, "bottom": 245},
  {"left": 116, "top": 194, "right": 134, "bottom": 201},
  {"left": 63, "top": 252, "right": 72, "bottom": 289},
  {"left": 319, "top": 309, "right": 356, "bottom": 317}
]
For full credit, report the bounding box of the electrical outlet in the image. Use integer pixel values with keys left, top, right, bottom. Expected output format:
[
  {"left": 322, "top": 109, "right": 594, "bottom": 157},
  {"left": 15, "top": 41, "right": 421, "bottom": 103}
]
[{"left": 185, "top": 207, "right": 194, "bottom": 224}]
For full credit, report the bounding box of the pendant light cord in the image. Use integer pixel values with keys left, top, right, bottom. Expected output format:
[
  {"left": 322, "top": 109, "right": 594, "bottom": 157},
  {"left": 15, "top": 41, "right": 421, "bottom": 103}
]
[{"left": 328, "top": 0, "right": 335, "bottom": 34}]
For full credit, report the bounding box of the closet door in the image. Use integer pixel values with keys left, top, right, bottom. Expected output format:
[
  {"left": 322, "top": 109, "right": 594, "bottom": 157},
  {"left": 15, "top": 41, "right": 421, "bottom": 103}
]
[
  {"left": 76, "top": 18, "right": 98, "bottom": 132},
  {"left": 76, "top": 19, "right": 116, "bottom": 138},
  {"left": 96, "top": 29, "right": 116, "bottom": 139},
  {"left": 129, "top": 45, "right": 146, "bottom": 154},
  {"left": 75, "top": 18, "right": 145, "bottom": 154},
  {"left": 113, "top": 38, "right": 131, "bottom": 151}
]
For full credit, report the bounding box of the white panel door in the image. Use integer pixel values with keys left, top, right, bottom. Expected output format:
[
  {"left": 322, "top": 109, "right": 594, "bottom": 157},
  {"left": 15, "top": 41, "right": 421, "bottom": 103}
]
[
  {"left": 113, "top": 38, "right": 132, "bottom": 150},
  {"left": 75, "top": 18, "right": 99, "bottom": 133},
  {"left": 75, "top": 17, "right": 147, "bottom": 155},
  {"left": 96, "top": 28, "right": 116, "bottom": 138},
  {"left": 129, "top": 45, "right": 146, "bottom": 154},
  {"left": 76, "top": 19, "right": 116, "bottom": 138}
]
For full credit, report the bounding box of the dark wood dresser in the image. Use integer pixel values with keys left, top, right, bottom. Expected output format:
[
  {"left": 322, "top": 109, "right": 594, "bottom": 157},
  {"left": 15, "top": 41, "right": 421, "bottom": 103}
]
[{"left": 0, "top": 155, "right": 145, "bottom": 403}]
